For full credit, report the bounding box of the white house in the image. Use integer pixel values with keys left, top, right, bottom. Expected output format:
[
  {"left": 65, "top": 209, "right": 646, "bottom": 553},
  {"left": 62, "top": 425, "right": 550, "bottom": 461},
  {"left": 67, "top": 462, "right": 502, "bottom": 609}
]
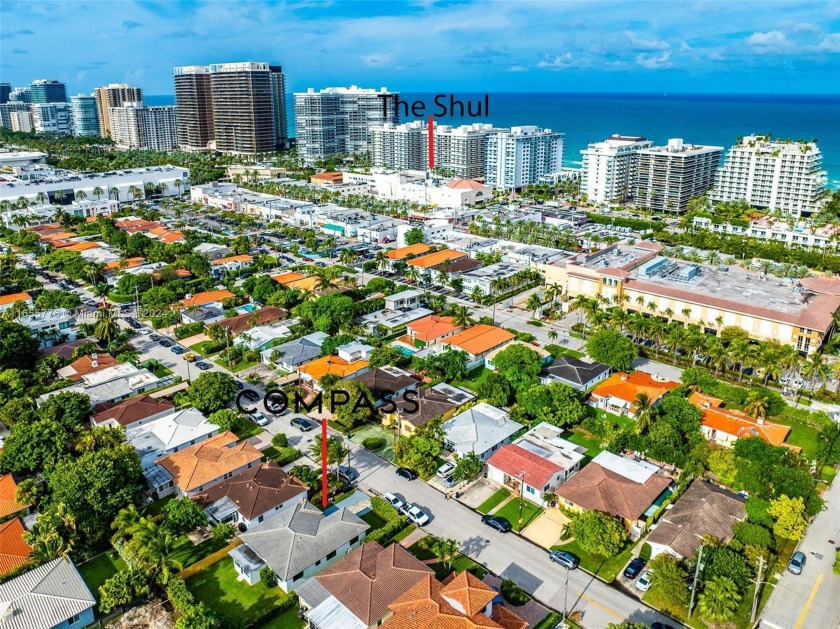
[
  {"left": 16, "top": 308, "right": 77, "bottom": 349},
  {"left": 443, "top": 402, "right": 523, "bottom": 462},
  {"left": 126, "top": 407, "right": 218, "bottom": 470},
  {"left": 384, "top": 289, "right": 421, "bottom": 311},
  {"left": 336, "top": 341, "right": 374, "bottom": 362},
  {"left": 260, "top": 331, "right": 329, "bottom": 371}
]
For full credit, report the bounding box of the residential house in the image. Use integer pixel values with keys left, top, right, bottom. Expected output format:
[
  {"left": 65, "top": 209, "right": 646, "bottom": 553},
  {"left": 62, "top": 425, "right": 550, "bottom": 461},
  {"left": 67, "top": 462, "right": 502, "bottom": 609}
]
[
  {"left": 336, "top": 341, "right": 374, "bottom": 363},
  {"left": 460, "top": 262, "right": 524, "bottom": 296},
  {"left": 127, "top": 407, "right": 219, "bottom": 470},
  {"left": 297, "top": 542, "right": 433, "bottom": 629},
  {"left": 91, "top": 394, "right": 175, "bottom": 429},
  {"left": 193, "top": 461, "right": 309, "bottom": 530},
  {"left": 485, "top": 340, "right": 552, "bottom": 371},
  {"left": 0, "top": 518, "right": 31, "bottom": 577},
  {"left": 357, "top": 304, "right": 434, "bottom": 333},
  {"left": 218, "top": 306, "right": 288, "bottom": 338},
  {"left": 272, "top": 270, "right": 330, "bottom": 293},
  {"left": 443, "top": 402, "right": 523, "bottom": 462},
  {"left": 210, "top": 254, "right": 254, "bottom": 277},
  {"left": 384, "top": 289, "right": 420, "bottom": 311},
  {"left": 194, "top": 242, "right": 233, "bottom": 260},
  {"left": 0, "top": 474, "right": 31, "bottom": 520},
  {"left": 180, "top": 305, "right": 226, "bottom": 325},
  {"left": 299, "top": 355, "right": 370, "bottom": 391},
  {"left": 382, "top": 382, "right": 474, "bottom": 435},
  {"left": 647, "top": 480, "right": 746, "bottom": 560},
  {"left": 427, "top": 256, "right": 483, "bottom": 284},
  {"left": 555, "top": 450, "right": 673, "bottom": 536},
  {"left": 407, "top": 249, "right": 468, "bottom": 276},
  {"left": 440, "top": 324, "right": 516, "bottom": 370},
  {"left": 385, "top": 243, "right": 432, "bottom": 270},
  {"left": 56, "top": 352, "right": 117, "bottom": 382},
  {"left": 540, "top": 356, "right": 611, "bottom": 392},
  {"left": 689, "top": 392, "right": 792, "bottom": 449},
  {"left": 589, "top": 371, "right": 680, "bottom": 419},
  {"left": 0, "top": 557, "right": 95, "bottom": 629},
  {"left": 179, "top": 289, "right": 236, "bottom": 310},
  {"left": 0, "top": 292, "right": 33, "bottom": 313},
  {"left": 352, "top": 366, "right": 420, "bottom": 408},
  {"left": 37, "top": 362, "right": 162, "bottom": 407},
  {"left": 261, "top": 331, "right": 329, "bottom": 371},
  {"left": 230, "top": 501, "right": 367, "bottom": 592},
  {"left": 16, "top": 308, "right": 77, "bottom": 349},
  {"left": 37, "top": 337, "right": 96, "bottom": 362},
  {"left": 487, "top": 423, "right": 586, "bottom": 506},
  {"left": 403, "top": 314, "right": 462, "bottom": 349},
  {"left": 236, "top": 321, "right": 296, "bottom": 352},
  {"left": 149, "top": 431, "right": 263, "bottom": 498},
  {"left": 381, "top": 571, "right": 527, "bottom": 629}
]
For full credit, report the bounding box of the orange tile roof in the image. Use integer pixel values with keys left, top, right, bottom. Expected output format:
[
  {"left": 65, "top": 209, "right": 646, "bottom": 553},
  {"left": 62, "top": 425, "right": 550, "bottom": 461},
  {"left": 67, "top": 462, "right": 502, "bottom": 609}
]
[
  {"left": 590, "top": 371, "right": 680, "bottom": 410},
  {"left": 408, "top": 249, "right": 468, "bottom": 269},
  {"left": 180, "top": 289, "right": 235, "bottom": 308},
  {"left": 0, "top": 518, "right": 31, "bottom": 576},
  {"left": 0, "top": 474, "right": 30, "bottom": 519},
  {"left": 39, "top": 231, "right": 76, "bottom": 241},
  {"left": 299, "top": 356, "right": 369, "bottom": 382},
  {"left": 156, "top": 431, "right": 263, "bottom": 493},
  {"left": 272, "top": 271, "right": 306, "bottom": 284},
  {"left": 273, "top": 271, "right": 331, "bottom": 292},
  {"left": 160, "top": 231, "right": 185, "bottom": 243},
  {"left": 408, "top": 315, "right": 461, "bottom": 342},
  {"left": 0, "top": 292, "right": 33, "bottom": 307},
  {"left": 443, "top": 324, "right": 515, "bottom": 357},
  {"left": 62, "top": 241, "right": 101, "bottom": 252},
  {"left": 211, "top": 254, "right": 253, "bottom": 266},
  {"left": 147, "top": 227, "right": 168, "bottom": 237},
  {"left": 386, "top": 243, "right": 432, "bottom": 260},
  {"left": 61, "top": 352, "right": 117, "bottom": 382},
  {"left": 689, "top": 392, "right": 791, "bottom": 447},
  {"left": 104, "top": 256, "right": 145, "bottom": 271}
]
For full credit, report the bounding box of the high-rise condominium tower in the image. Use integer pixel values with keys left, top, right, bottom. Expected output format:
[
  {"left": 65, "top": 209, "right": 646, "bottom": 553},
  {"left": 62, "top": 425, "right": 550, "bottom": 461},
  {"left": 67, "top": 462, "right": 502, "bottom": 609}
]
[
  {"left": 94, "top": 83, "right": 143, "bottom": 138},
  {"left": 485, "top": 126, "right": 564, "bottom": 189},
  {"left": 110, "top": 102, "right": 178, "bottom": 151},
  {"left": 0, "top": 84, "right": 10, "bottom": 104},
  {"left": 711, "top": 135, "right": 827, "bottom": 216},
  {"left": 294, "top": 86, "right": 399, "bottom": 162},
  {"left": 30, "top": 103, "right": 72, "bottom": 135},
  {"left": 69, "top": 94, "right": 100, "bottom": 137},
  {"left": 580, "top": 135, "right": 654, "bottom": 204},
  {"left": 173, "top": 66, "right": 215, "bottom": 152},
  {"left": 30, "top": 80, "right": 67, "bottom": 104}
]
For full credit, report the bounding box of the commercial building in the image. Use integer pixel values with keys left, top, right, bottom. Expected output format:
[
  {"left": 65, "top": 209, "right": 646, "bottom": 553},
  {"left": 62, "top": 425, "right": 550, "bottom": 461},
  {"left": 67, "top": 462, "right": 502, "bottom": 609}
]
[
  {"left": 8, "top": 87, "right": 31, "bottom": 103},
  {"left": 580, "top": 134, "right": 653, "bottom": 204},
  {"left": 29, "top": 79, "right": 67, "bottom": 104},
  {"left": 68, "top": 94, "right": 99, "bottom": 137},
  {"left": 542, "top": 241, "right": 840, "bottom": 354},
  {"left": 485, "top": 126, "right": 564, "bottom": 190},
  {"left": 294, "top": 85, "right": 399, "bottom": 162},
  {"left": 691, "top": 215, "right": 840, "bottom": 250},
  {"left": 0, "top": 103, "right": 31, "bottom": 129},
  {"left": 173, "top": 66, "right": 214, "bottom": 151},
  {"left": 109, "top": 102, "right": 178, "bottom": 150},
  {"left": 711, "top": 135, "right": 828, "bottom": 216},
  {"left": 634, "top": 138, "right": 723, "bottom": 213},
  {"left": 9, "top": 109, "right": 32, "bottom": 133},
  {"left": 94, "top": 83, "right": 143, "bottom": 138},
  {"left": 0, "top": 83, "right": 9, "bottom": 104},
  {"left": 30, "top": 102, "right": 72, "bottom": 135}
]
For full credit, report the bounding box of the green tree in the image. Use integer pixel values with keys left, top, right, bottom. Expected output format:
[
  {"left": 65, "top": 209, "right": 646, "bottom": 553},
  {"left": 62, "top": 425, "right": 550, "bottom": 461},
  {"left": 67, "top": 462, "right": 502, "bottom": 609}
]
[
  {"left": 516, "top": 382, "right": 586, "bottom": 427},
  {"left": 404, "top": 227, "right": 425, "bottom": 245},
  {"left": 704, "top": 545, "right": 752, "bottom": 592},
  {"left": 175, "top": 602, "right": 221, "bottom": 629},
  {"left": 130, "top": 519, "right": 183, "bottom": 585},
  {"left": 565, "top": 510, "right": 628, "bottom": 557},
  {"left": 327, "top": 379, "right": 377, "bottom": 429},
  {"left": 649, "top": 553, "right": 690, "bottom": 608},
  {"left": 697, "top": 576, "right": 741, "bottom": 623},
  {"left": 94, "top": 307, "right": 119, "bottom": 345},
  {"left": 271, "top": 433, "right": 289, "bottom": 448},
  {"left": 162, "top": 497, "right": 209, "bottom": 536},
  {"left": 428, "top": 537, "right": 460, "bottom": 570},
  {"left": 0, "top": 320, "right": 40, "bottom": 370},
  {"left": 188, "top": 372, "right": 238, "bottom": 414},
  {"left": 707, "top": 448, "right": 738, "bottom": 487},
  {"left": 111, "top": 504, "right": 141, "bottom": 544},
  {"left": 585, "top": 329, "right": 638, "bottom": 371},
  {"left": 422, "top": 349, "right": 469, "bottom": 382},
  {"left": 36, "top": 391, "right": 92, "bottom": 432},
  {"left": 491, "top": 344, "right": 543, "bottom": 391},
  {"left": 452, "top": 451, "right": 483, "bottom": 483},
  {"left": 14, "top": 477, "right": 44, "bottom": 508},
  {"left": 211, "top": 522, "right": 236, "bottom": 545},
  {"left": 394, "top": 435, "right": 442, "bottom": 477},
  {"left": 478, "top": 371, "right": 515, "bottom": 406},
  {"left": 259, "top": 566, "right": 277, "bottom": 588},
  {"left": 207, "top": 408, "right": 241, "bottom": 432},
  {"left": 0, "top": 419, "right": 70, "bottom": 474},
  {"left": 309, "top": 434, "right": 351, "bottom": 479},
  {"left": 368, "top": 344, "right": 404, "bottom": 369},
  {"left": 768, "top": 495, "right": 808, "bottom": 540},
  {"left": 319, "top": 333, "right": 356, "bottom": 357},
  {"left": 98, "top": 569, "right": 150, "bottom": 614}
]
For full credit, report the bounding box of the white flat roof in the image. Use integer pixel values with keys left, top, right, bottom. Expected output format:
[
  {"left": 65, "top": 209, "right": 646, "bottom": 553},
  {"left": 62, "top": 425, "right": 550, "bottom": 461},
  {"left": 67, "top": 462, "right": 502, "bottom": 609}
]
[{"left": 592, "top": 450, "right": 661, "bottom": 484}]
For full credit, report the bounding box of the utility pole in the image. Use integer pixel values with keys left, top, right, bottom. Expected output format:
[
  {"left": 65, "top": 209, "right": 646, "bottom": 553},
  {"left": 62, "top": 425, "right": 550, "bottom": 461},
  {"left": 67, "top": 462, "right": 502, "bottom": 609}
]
[
  {"left": 751, "top": 553, "right": 766, "bottom": 624},
  {"left": 562, "top": 565, "right": 570, "bottom": 623},
  {"left": 518, "top": 471, "right": 526, "bottom": 531},
  {"left": 688, "top": 544, "right": 704, "bottom": 618}
]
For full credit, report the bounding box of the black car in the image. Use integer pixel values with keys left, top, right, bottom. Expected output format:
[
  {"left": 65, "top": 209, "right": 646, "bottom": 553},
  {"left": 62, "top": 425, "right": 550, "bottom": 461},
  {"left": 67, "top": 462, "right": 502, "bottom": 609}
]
[
  {"left": 159, "top": 339, "right": 172, "bottom": 347},
  {"left": 291, "top": 417, "right": 315, "bottom": 432},
  {"left": 623, "top": 557, "right": 647, "bottom": 580},
  {"left": 651, "top": 623, "right": 677, "bottom": 629},
  {"left": 395, "top": 467, "right": 418, "bottom": 481},
  {"left": 481, "top": 514, "right": 512, "bottom": 533},
  {"left": 195, "top": 362, "right": 212, "bottom": 370},
  {"left": 150, "top": 334, "right": 160, "bottom": 341},
  {"left": 241, "top": 389, "right": 260, "bottom": 402}
]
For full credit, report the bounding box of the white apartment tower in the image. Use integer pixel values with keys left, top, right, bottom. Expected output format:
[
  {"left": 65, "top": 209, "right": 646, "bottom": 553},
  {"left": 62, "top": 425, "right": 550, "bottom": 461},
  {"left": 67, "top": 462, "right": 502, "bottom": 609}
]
[
  {"left": 371, "top": 121, "right": 427, "bottom": 171},
  {"left": 30, "top": 103, "right": 72, "bottom": 135},
  {"left": 94, "top": 83, "right": 143, "bottom": 138},
  {"left": 711, "top": 135, "right": 828, "bottom": 216},
  {"left": 580, "top": 135, "right": 653, "bottom": 203},
  {"left": 434, "top": 123, "right": 496, "bottom": 179},
  {"left": 9, "top": 110, "right": 33, "bottom": 132},
  {"left": 294, "top": 86, "right": 399, "bottom": 162},
  {"left": 634, "top": 139, "right": 723, "bottom": 213},
  {"left": 110, "top": 102, "right": 178, "bottom": 150},
  {"left": 484, "top": 126, "right": 564, "bottom": 190}
]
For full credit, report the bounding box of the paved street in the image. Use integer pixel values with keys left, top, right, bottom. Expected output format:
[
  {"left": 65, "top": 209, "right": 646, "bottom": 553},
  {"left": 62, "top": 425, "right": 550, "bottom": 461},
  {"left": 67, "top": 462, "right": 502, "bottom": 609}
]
[{"left": 760, "top": 478, "right": 840, "bottom": 629}]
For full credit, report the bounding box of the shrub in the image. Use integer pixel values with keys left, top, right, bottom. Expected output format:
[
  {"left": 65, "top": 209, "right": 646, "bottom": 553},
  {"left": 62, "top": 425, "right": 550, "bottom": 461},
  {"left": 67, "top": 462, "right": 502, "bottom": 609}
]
[
  {"left": 260, "top": 566, "right": 277, "bottom": 588},
  {"left": 174, "top": 321, "right": 205, "bottom": 340},
  {"left": 363, "top": 436, "right": 387, "bottom": 451},
  {"left": 166, "top": 577, "right": 195, "bottom": 614},
  {"left": 273, "top": 447, "right": 302, "bottom": 465},
  {"left": 500, "top": 579, "right": 531, "bottom": 606},
  {"left": 639, "top": 543, "right": 652, "bottom": 561},
  {"left": 366, "top": 516, "right": 408, "bottom": 544},
  {"left": 271, "top": 433, "right": 289, "bottom": 448},
  {"left": 370, "top": 496, "right": 400, "bottom": 521}
]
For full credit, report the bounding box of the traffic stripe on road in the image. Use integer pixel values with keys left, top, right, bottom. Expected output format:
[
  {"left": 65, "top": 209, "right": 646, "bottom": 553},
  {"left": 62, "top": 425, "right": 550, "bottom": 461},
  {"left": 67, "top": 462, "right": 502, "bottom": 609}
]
[
  {"left": 794, "top": 572, "right": 823, "bottom": 629},
  {"left": 577, "top": 592, "right": 623, "bottom": 620}
]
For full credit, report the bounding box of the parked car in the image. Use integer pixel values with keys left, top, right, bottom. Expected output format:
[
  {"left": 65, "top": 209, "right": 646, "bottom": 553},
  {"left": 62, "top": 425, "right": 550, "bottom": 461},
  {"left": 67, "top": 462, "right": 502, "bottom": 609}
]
[
  {"left": 383, "top": 492, "right": 405, "bottom": 511},
  {"left": 481, "top": 514, "right": 512, "bottom": 533},
  {"left": 401, "top": 503, "right": 430, "bottom": 526},
  {"left": 250, "top": 411, "right": 269, "bottom": 426},
  {"left": 291, "top": 417, "right": 315, "bottom": 432},
  {"left": 184, "top": 353, "right": 197, "bottom": 362},
  {"left": 636, "top": 569, "right": 653, "bottom": 592},
  {"left": 436, "top": 462, "right": 456, "bottom": 478},
  {"left": 548, "top": 550, "right": 580, "bottom": 569},
  {"left": 651, "top": 623, "right": 677, "bottom": 629},
  {"left": 442, "top": 474, "right": 457, "bottom": 488},
  {"left": 396, "top": 467, "right": 418, "bottom": 481},
  {"left": 623, "top": 557, "right": 647, "bottom": 580},
  {"left": 338, "top": 465, "right": 359, "bottom": 482},
  {"left": 170, "top": 346, "right": 184, "bottom": 354},
  {"left": 241, "top": 389, "right": 260, "bottom": 402},
  {"left": 788, "top": 551, "right": 807, "bottom": 575},
  {"left": 159, "top": 339, "right": 172, "bottom": 347},
  {"left": 150, "top": 334, "right": 160, "bottom": 341},
  {"left": 195, "top": 361, "right": 212, "bottom": 370}
]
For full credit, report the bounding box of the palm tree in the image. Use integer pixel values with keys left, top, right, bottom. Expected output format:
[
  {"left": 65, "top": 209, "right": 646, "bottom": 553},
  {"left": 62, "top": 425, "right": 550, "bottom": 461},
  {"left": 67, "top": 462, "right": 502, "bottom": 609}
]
[
  {"left": 128, "top": 185, "right": 143, "bottom": 202},
  {"left": 548, "top": 329, "right": 558, "bottom": 342},
  {"left": 800, "top": 351, "right": 830, "bottom": 394},
  {"left": 527, "top": 293, "right": 543, "bottom": 319},
  {"left": 111, "top": 504, "right": 140, "bottom": 544},
  {"left": 109, "top": 186, "right": 120, "bottom": 202},
  {"left": 470, "top": 286, "right": 485, "bottom": 305},
  {"left": 544, "top": 282, "right": 563, "bottom": 304},
  {"left": 92, "top": 186, "right": 104, "bottom": 201},
  {"left": 568, "top": 295, "right": 593, "bottom": 338},
  {"left": 744, "top": 390, "right": 770, "bottom": 420},
  {"left": 52, "top": 206, "right": 68, "bottom": 225},
  {"left": 94, "top": 307, "right": 119, "bottom": 344},
  {"left": 697, "top": 576, "right": 741, "bottom": 623},
  {"left": 634, "top": 393, "right": 654, "bottom": 434},
  {"left": 315, "top": 273, "right": 333, "bottom": 292},
  {"left": 76, "top": 190, "right": 88, "bottom": 204},
  {"left": 729, "top": 337, "right": 752, "bottom": 382},
  {"left": 706, "top": 338, "right": 730, "bottom": 375},
  {"left": 174, "top": 178, "right": 184, "bottom": 196},
  {"left": 451, "top": 305, "right": 474, "bottom": 328},
  {"left": 130, "top": 520, "right": 183, "bottom": 585},
  {"left": 449, "top": 277, "right": 464, "bottom": 294},
  {"left": 35, "top": 191, "right": 48, "bottom": 206}
]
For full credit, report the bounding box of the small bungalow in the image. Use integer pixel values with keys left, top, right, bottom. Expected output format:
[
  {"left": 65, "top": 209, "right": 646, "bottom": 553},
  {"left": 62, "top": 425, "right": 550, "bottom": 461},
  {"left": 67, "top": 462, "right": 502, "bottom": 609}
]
[
  {"left": 588, "top": 371, "right": 680, "bottom": 419},
  {"left": 442, "top": 402, "right": 523, "bottom": 462},
  {"left": 541, "top": 356, "right": 611, "bottom": 392},
  {"left": 439, "top": 324, "right": 516, "bottom": 371}
]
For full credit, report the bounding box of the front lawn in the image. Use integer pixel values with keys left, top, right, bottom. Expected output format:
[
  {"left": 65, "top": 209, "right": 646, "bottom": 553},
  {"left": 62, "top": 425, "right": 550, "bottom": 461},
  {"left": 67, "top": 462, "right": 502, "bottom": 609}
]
[
  {"left": 493, "top": 498, "right": 543, "bottom": 532},
  {"left": 231, "top": 416, "right": 264, "bottom": 440},
  {"left": 189, "top": 340, "right": 225, "bottom": 356},
  {"left": 452, "top": 367, "right": 491, "bottom": 393},
  {"left": 476, "top": 488, "right": 511, "bottom": 514},
  {"left": 77, "top": 550, "right": 127, "bottom": 616},
  {"left": 151, "top": 364, "right": 173, "bottom": 378},
  {"left": 774, "top": 417, "right": 820, "bottom": 459},
  {"left": 260, "top": 608, "right": 306, "bottom": 629},
  {"left": 360, "top": 510, "right": 389, "bottom": 532},
  {"left": 186, "top": 557, "right": 294, "bottom": 626},
  {"left": 550, "top": 539, "right": 636, "bottom": 583},
  {"left": 170, "top": 535, "right": 226, "bottom": 569},
  {"left": 407, "top": 538, "right": 488, "bottom": 581}
]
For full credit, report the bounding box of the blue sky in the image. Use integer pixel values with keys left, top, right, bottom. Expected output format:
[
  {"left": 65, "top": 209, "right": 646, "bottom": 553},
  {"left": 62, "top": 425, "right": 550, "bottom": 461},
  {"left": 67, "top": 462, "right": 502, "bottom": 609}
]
[{"left": 1, "top": 0, "right": 839, "bottom": 95}]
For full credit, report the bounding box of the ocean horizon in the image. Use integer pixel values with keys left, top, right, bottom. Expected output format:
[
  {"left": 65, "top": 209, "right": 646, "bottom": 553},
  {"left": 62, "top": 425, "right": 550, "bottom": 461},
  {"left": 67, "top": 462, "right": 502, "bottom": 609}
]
[{"left": 145, "top": 92, "right": 840, "bottom": 188}]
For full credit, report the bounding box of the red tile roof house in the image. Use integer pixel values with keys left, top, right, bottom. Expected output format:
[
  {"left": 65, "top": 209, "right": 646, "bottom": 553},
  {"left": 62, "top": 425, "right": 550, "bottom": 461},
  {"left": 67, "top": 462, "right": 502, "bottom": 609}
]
[{"left": 91, "top": 394, "right": 175, "bottom": 429}]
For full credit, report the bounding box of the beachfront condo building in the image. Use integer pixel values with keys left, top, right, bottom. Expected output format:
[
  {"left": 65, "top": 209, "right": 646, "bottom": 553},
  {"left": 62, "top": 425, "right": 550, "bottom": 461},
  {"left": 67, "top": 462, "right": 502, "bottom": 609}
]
[
  {"left": 484, "top": 126, "right": 564, "bottom": 190},
  {"left": 294, "top": 86, "right": 399, "bottom": 162},
  {"left": 173, "top": 66, "right": 215, "bottom": 152},
  {"left": 94, "top": 83, "right": 143, "bottom": 138},
  {"left": 580, "top": 135, "right": 654, "bottom": 204},
  {"left": 541, "top": 241, "right": 839, "bottom": 354},
  {"left": 711, "top": 135, "right": 828, "bottom": 217},
  {"left": 110, "top": 102, "right": 177, "bottom": 151},
  {"left": 69, "top": 94, "right": 100, "bottom": 137},
  {"left": 633, "top": 139, "right": 723, "bottom": 213},
  {"left": 30, "top": 103, "right": 72, "bottom": 135}
]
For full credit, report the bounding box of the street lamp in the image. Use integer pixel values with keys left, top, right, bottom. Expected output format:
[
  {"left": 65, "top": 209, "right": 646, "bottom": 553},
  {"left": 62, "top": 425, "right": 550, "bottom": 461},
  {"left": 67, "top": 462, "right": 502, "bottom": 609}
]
[{"left": 517, "top": 471, "right": 527, "bottom": 531}]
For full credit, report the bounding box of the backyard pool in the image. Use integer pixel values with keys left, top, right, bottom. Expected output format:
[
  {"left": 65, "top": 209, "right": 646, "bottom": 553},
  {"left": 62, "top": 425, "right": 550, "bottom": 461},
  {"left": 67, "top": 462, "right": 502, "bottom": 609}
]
[
  {"left": 396, "top": 346, "right": 415, "bottom": 356},
  {"left": 237, "top": 304, "right": 256, "bottom": 313}
]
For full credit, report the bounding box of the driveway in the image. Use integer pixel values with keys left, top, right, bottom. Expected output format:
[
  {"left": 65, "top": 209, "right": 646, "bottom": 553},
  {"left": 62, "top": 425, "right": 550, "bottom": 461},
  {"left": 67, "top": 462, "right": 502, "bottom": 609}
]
[
  {"left": 521, "top": 508, "right": 569, "bottom": 549},
  {"left": 631, "top": 357, "right": 683, "bottom": 383},
  {"left": 458, "top": 478, "right": 501, "bottom": 509}
]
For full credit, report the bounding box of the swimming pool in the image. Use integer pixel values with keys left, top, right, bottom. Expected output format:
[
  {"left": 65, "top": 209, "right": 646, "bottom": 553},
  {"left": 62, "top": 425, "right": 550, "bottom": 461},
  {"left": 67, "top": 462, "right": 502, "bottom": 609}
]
[
  {"left": 238, "top": 304, "right": 256, "bottom": 313},
  {"left": 396, "top": 346, "right": 415, "bottom": 356}
]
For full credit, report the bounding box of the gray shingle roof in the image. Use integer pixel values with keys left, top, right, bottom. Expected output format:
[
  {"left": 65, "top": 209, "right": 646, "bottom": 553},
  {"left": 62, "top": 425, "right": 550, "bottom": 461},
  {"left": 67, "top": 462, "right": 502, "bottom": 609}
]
[
  {"left": 239, "top": 501, "right": 368, "bottom": 580},
  {"left": 0, "top": 557, "right": 95, "bottom": 629},
  {"left": 274, "top": 332, "right": 329, "bottom": 368},
  {"left": 541, "top": 356, "right": 611, "bottom": 386}
]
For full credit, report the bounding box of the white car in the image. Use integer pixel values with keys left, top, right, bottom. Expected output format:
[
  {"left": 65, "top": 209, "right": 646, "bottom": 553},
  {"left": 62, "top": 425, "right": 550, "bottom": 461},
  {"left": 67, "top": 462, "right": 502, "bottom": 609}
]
[
  {"left": 401, "top": 503, "right": 430, "bottom": 526},
  {"left": 635, "top": 569, "right": 653, "bottom": 592},
  {"left": 436, "top": 462, "right": 456, "bottom": 478},
  {"left": 382, "top": 492, "right": 405, "bottom": 512},
  {"left": 250, "top": 412, "right": 270, "bottom": 426}
]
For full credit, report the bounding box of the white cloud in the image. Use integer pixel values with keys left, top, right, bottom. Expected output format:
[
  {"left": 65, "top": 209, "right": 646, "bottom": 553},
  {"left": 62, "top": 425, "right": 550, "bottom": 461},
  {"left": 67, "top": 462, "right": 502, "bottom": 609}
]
[
  {"left": 746, "top": 30, "right": 793, "bottom": 53},
  {"left": 818, "top": 33, "right": 840, "bottom": 52},
  {"left": 508, "top": 65, "right": 528, "bottom": 72},
  {"left": 636, "top": 50, "right": 673, "bottom": 69},
  {"left": 624, "top": 30, "right": 670, "bottom": 51},
  {"left": 536, "top": 53, "right": 582, "bottom": 69},
  {"left": 679, "top": 41, "right": 693, "bottom": 52}
]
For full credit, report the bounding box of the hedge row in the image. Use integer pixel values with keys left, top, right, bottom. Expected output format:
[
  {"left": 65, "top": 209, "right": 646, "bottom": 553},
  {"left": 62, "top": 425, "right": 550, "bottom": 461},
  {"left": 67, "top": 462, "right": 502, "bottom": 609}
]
[{"left": 366, "top": 516, "right": 409, "bottom": 544}]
